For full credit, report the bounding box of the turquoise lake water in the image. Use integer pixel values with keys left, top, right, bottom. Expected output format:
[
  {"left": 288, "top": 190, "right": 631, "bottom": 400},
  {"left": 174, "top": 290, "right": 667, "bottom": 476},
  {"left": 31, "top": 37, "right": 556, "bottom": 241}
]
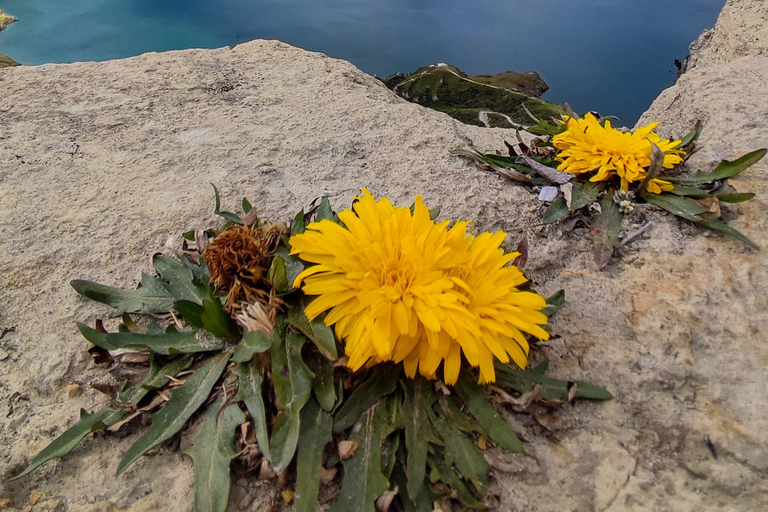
[{"left": 0, "top": 0, "right": 725, "bottom": 123}]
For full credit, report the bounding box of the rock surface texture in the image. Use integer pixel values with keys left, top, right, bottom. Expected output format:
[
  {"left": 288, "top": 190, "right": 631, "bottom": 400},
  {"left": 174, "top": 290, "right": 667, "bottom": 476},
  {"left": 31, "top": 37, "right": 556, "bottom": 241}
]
[{"left": 1, "top": 1, "right": 767, "bottom": 510}]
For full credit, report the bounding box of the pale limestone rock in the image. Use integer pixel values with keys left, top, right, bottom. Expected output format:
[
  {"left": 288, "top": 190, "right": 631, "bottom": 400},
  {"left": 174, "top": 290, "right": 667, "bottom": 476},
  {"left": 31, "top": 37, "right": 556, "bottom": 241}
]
[
  {"left": 686, "top": 0, "right": 768, "bottom": 70},
  {"left": 2, "top": 18, "right": 768, "bottom": 512}
]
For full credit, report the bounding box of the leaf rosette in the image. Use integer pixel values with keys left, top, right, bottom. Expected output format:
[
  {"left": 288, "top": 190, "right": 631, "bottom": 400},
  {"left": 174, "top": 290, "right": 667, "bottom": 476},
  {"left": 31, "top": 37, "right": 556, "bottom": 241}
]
[{"left": 16, "top": 188, "right": 611, "bottom": 512}]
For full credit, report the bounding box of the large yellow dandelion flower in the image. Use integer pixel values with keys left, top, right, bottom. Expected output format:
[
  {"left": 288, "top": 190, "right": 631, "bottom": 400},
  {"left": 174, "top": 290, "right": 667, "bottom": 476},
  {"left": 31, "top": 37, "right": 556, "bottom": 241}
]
[
  {"left": 289, "top": 189, "right": 550, "bottom": 384},
  {"left": 552, "top": 113, "right": 685, "bottom": 194}
]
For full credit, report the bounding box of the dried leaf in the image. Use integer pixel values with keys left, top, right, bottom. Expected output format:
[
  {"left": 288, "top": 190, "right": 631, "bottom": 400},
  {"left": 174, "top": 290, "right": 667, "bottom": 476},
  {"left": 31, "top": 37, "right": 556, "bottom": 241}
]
[
  {"left": 691, "top": 197, "right": 721, "bottom": 220},
  {"left": 338, "top": 440, "right": 360, "bottom": 460},
  {"left": 517, "top": 156, "right": 571, "bottom": 184}
]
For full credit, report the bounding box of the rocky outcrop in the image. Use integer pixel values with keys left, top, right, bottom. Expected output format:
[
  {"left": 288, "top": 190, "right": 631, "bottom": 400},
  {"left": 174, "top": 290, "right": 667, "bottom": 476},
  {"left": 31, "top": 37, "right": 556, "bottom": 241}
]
[
  {"left": 382, "top": 64, "right": 563, "bottom": 128},
  {"left": 0, "top": 9, "right": 16, "bottom": 32},
  {"left": 0, "top": 54, "right": 20, "bottom": 68},
  {"left": 685, "top": 0, "right": 768, "bottom": 69},
  {"left": 1, "top": 1, "right": 767, "bottom": 510}
]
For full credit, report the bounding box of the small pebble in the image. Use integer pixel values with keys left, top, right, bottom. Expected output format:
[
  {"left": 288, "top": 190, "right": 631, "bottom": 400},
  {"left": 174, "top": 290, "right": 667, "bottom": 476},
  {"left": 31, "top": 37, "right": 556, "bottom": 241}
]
[{"left": 538, "top": 186, "right": 558, "bottom": 202}]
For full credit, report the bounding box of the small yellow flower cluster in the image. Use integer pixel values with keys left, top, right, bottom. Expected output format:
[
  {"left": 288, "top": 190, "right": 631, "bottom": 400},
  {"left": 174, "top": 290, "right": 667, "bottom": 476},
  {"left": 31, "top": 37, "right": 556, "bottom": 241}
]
[
  {"left": 289, "top": 190, "right": 550, "bottom": 384},
  {"left": 552, "top": 113, "right": 685, "bottom": 194}
]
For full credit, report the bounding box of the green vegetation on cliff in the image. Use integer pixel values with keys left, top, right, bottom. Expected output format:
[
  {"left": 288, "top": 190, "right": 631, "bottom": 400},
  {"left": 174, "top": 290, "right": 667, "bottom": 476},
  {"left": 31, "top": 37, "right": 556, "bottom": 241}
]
[
  {"left": 0, "top": 9, "right": 17, "bottom": 32},
  {"left": 0, "top": 55, "right": 20, "bottom": 68},
  {"left": 382, "top": 64, "right": 564, "bottom": 128}
]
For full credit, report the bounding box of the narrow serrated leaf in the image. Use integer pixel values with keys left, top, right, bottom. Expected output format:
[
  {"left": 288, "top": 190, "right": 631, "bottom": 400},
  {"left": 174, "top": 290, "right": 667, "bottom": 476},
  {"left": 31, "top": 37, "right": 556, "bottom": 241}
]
[
  {"left": 670, "top": 149, "right": 766, "bottom": 185},
  {"left": 295, "top": 398, "right": 333, "bottom": 512},
  {"left": 542, "top": 290, "right": 565, "bottom": 318},
  {"left": 291, "top": 210, "right": 307, "bottom": 237},
  {"left": 201, "top": 299, "right": 240, "bottom": 339},
  {"left": 495, "top": 362, "right": 613, "bottom": 401},
  {"left": 117, "top": 352, "right": 231, "bottom": 475},
  {"left": 270, "top": 328, "right": 314, "bottom": 473},
  {"left": 455, "top": 375, "right": 523, "bottom": 452},
  {"left": 287, "top": 303, "right": 338, "bottom": 359},
  {"left": 312, "top": 357, "right": 336, "bottom": 412},
  {"left": 184, "top": 400, "right": 245, "bottom": 512},
  {"left": 268, "top": 256, "right": 289, "bottom": 293},
  {"left": 105, "top": 325, "right": 222, "bottom": 355},
  {"left": 569, "top": 182, "right": 605, "bottom": 211},
  {"left": 12, "top": 408, "right": 116, "bottom": 479},
  {"left": 71, "top": 273, "right": 174, "bottom": 315},
  {"left": 235, "top": 362, "right": 271, "bottom": 460},
  {"left": 429, "top": 406, "right": 488, "bottom": 489},
  {"left": 152, "top": 254, "right": 209, "bottom": 304},
  {"left": 327, "top": 401, "right": 398, "bottom": 512},
  {"left": 333, "top": 366, "right": 399, "bottom": 433},
  {"left": 316, "top": 197, "right": 334, "bottom": 222},
  {"left": 232, "top": 330, "right": 272, "bottom": 363},
  {"left": 402, "top": 377, "right": 438, "bottom": 500}
]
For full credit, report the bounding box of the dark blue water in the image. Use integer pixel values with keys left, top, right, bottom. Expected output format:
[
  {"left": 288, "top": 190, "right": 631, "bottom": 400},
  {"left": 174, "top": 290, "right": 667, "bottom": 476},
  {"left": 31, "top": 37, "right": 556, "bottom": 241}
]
[{"left": 0, "top": 0, "right": 725, "bottom": 123}]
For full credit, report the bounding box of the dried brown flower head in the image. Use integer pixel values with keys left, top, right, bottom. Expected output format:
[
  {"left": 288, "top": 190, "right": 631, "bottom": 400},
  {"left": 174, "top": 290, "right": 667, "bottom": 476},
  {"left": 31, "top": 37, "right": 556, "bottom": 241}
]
[{"left": 204, "top": 224, "right": 287, "bottom": 313}]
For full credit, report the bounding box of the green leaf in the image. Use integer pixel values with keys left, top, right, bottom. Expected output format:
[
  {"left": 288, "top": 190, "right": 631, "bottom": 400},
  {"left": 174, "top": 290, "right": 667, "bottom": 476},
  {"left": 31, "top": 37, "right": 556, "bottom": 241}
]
[
  {"left": 495, "top": 362, "right": 613, "bottom": 401},
  {"left": 429, "top": 406, "right": 488, "bottom": 489},
  {"left": 267, "top": 256, "right": 289, "bottom": 293},
  {"left": 12, "top": 408, "right": 117, "bottom": 479},
  {"left": 402, "top": 377, "right": 438, "bottom": 500},
  {"left": 316, "top": 197, "right": 334, "bottom": 222},
  {"left": 543, "top": 196, "right": 569, "bottom": 224},
  {"left": 184, "top": 399, "right": 245, "bottom": 512},
  {"left": 327, "top": 400, "right": 398, "bottom": 512},
  {"left": 675, "top": 120, "right": 703, "bottom": 150},
  {"left": 117, "top": 352, "right": 231, "bottom": 475},
  {"left": 391, "top": 462, "right": 434, "bottom": 512},
  {"left": 643, "top": 193, "right": 759, "bottom": 249},
  {"left": 173, "top": 300, "right": 205, "bottom": 328},
  {"left": 291, "top": 209, "right": 307, "bottom": 237},
  {"left": 455, "top": 375, "right": 523, "bottom": 452},
  {"left": 232, "top": 330, "right": 272, "bottom": 363},
  {"left": 590, "top": 192, "right": 623, "bottom": 269},
  {"left": 670, "top": 149, "right": 767, "bottom": 185},
  {"left": 182, "top": 230, "right": 196, "bottom": 242},
  {"left": 542, "top": 289, "right": 565, "bottom": 318},
  {"left": 71, "top": 273, "right": 174, "bottom": 315},
  {"left": 312, "top": 357, "right": 337, "bottom": 412},
  {"left": 152, "top": 254, "right": 209, "bottom": 304},
  {"left": 235, "top": 362, "right": 271, "bottom": 460},
  {"left": 210, "top": 183, "right": 244, "bottom": 225},
  {"left": 569, "top": 182, "right": 606, "bottom": 211},
  {"left": 287, "top": 303, "right": 338, "bottom": 359},
  {"left": 242, "top": 197, "right": 253, "bottom": 213},
  {"left": 77, "top": 322, "right": 119, "bottom": 351},
  {"left": 295, "top": 398, "right": 333, "bottom": 512},
  {"left": 200, "top": 299, "right": 240, "bottom": 339},
  {"left": 670, "top": 185, "right": 714, "bottom": 198},
  {"left": 274, "top": 247, "right": 305, "bottom": 291},
  {"left": 131, "top": 355, "right": 195, "bottom": 397},
  {"left": 428, "top": 458, "right": 485, "bottom": 509},
  {"left": 270, "top": 410, "right": 301, "bottom": 475},
  {"left": 715, "top": 193, "right": 755, "bottom": 203},
  {"left": 270, "top": 328, "right": 314, "bottom": 473},
  {"left": 333, "top": 365, "right": 399, "bottom": 433},
  {"left": 698, "top": 218, "right": 760, "bottom": 249},
  {"left": 103, "top": 325, "right": 223, "bottom": 355}
]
